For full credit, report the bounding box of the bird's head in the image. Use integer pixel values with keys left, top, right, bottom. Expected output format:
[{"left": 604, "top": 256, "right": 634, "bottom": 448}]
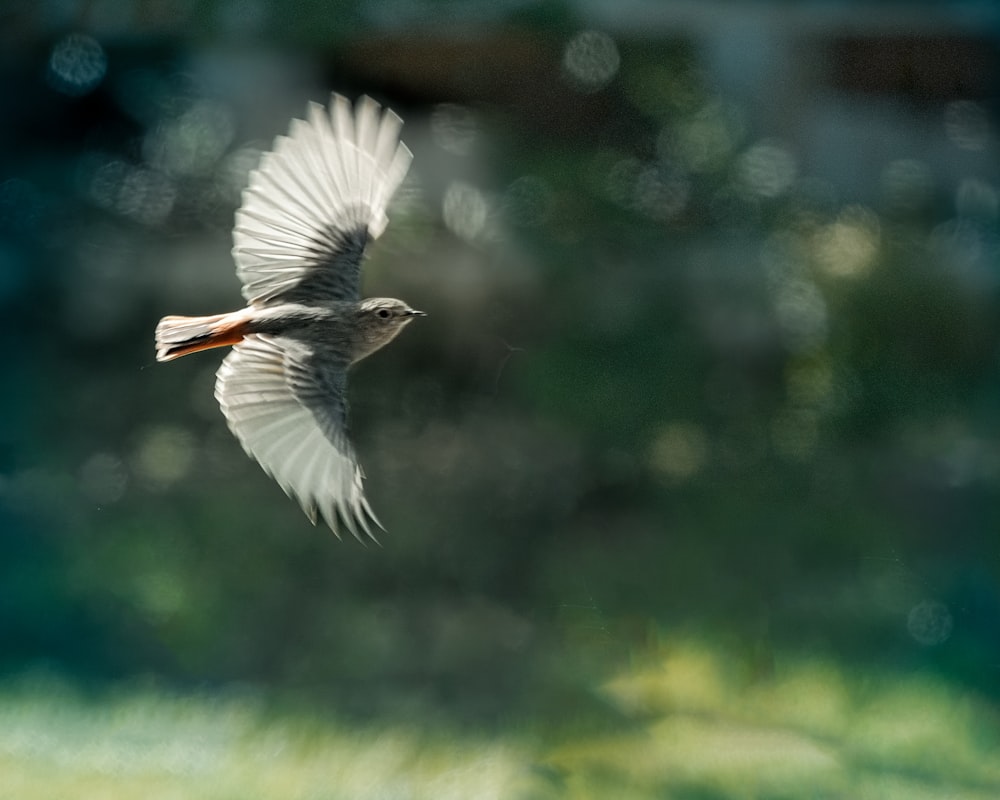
[{"left": 352, "top": 297, "right": 425, "bottom": 361}]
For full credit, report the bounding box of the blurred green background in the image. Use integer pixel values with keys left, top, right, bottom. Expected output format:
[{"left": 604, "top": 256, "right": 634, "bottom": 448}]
[{"left": 2, "top": 1, "right": 1000, "bottom": 797}]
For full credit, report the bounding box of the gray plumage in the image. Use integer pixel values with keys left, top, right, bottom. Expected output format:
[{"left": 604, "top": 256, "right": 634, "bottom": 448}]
[{"left": 156, "top": 95, "right": 422, "bottom": 540}]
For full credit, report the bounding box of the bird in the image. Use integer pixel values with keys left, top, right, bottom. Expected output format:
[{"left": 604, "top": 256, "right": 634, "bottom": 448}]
[{"left": 154, "top": 94, "right": 422, "bottom": 542}]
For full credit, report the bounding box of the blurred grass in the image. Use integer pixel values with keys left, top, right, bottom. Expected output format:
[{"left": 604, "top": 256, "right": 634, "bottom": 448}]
[
  {"left": 3, "top": 637, "right": 999, "bottom": 799},
  {"left": 0, "top": 675, "right": 531, "bottom": 800},
  {"left": 550, "top": 637, "right": 1000, "bottom": 799}
]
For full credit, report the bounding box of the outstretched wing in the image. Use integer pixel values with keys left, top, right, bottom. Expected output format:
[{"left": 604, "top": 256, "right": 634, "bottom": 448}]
[
  {"left": 215, "top": 334, "right": 382, "bottom": 541},
  {"left": 232, "top": 94, "right": 412, "bottom": 306}
]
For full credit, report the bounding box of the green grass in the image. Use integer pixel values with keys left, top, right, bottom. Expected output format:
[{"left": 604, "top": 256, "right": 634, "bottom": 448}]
[
  {"left": 0, "top": 677, "right": 531, "bottom": 800},
  {"left": 550, "top": 638, "right": 1000, "bottom": 799},
  {"left": 2, "top": 638, "right": 999, "bottom": 799}
]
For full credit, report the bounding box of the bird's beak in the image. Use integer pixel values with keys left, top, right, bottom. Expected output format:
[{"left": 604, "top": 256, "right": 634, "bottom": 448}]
[{"left": 406, "top": 309, "right": 426, "bottom": 317}]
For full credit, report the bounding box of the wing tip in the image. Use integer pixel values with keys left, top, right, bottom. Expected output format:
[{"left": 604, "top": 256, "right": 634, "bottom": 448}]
[{"left": 232, "top": 91, "right": 411, "bottom": 304}]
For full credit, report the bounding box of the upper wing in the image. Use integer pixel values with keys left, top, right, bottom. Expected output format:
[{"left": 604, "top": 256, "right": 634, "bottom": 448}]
[
  {"left": 215, "top": 334, "right": 382, "bottom": 541},
  {"left": 232, "top": 94, "right": 413, "bottom": 306}
]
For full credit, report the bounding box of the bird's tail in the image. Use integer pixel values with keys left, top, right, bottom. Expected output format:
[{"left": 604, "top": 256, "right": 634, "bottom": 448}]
[{"left": 155, "top": 310, "right": 251, "bottom": 362}]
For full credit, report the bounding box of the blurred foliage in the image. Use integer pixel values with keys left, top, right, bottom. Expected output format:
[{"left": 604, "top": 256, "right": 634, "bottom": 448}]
[
  {"left": 0, "top": 672, "right": 531, "bottom": 799},
  {"left": 4, "top": 638, "right": 1000, "bottom": 798},
  {"left": 1, "top": 0, "right": 1000, "bottom": 795}
]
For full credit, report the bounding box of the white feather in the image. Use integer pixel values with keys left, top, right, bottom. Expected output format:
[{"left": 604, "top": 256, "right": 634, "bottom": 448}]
[
  {"left": 215, "top": 335, "right": 381, "bottom": 541},
  {"left": 232, "top": 94, "right": 413, "bottom": 305}
]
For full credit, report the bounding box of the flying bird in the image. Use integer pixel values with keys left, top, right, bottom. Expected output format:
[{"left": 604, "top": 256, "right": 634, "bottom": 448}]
[{"left": 155, "top": 94, "right": 422, "bottom": 541}]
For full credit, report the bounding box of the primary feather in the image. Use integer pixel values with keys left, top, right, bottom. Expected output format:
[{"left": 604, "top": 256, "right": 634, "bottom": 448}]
[
  {"left": 216, "top": 335, "right": 382, "bottom": 541},
  {"left": 232, "top": 95, "right": 412, "bottom": 306}
]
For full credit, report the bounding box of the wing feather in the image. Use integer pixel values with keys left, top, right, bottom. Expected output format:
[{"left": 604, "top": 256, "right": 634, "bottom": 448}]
[
  {"left": 233, "top": 94, "right": 413, "bottom": 306},
  {"left": 215, "top": 335, "right": 382, "bottom": 541}
]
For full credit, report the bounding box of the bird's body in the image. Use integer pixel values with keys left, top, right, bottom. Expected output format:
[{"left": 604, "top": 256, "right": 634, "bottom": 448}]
[
  {"left": 154, "top": 95, "right": 421, "bottom": 541},
  {"left": 157, "top": 298, "right": 420, "bottom": 365}
]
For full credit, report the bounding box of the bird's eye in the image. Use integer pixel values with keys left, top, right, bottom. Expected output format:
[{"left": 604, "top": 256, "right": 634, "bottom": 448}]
[{"left": 377, "top": 308, "right": 391, "bottom": 319}]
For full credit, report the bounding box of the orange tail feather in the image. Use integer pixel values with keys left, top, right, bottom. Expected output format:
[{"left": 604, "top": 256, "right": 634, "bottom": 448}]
[{"left": 155, "top": 311, "right": 251, "bottom": 362}]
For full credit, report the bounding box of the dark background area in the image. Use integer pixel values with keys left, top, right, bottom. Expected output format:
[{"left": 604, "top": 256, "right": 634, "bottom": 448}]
[{"left": 1, "top": 0, "right": 999, "bottom": 794}]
